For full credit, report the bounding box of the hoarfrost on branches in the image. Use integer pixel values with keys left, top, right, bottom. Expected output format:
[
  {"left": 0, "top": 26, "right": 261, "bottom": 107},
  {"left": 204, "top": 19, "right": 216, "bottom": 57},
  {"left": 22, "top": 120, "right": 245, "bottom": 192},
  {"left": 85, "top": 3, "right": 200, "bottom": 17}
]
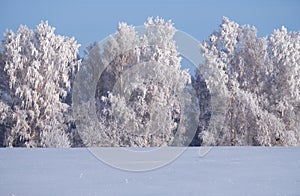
[
  {"left": 77, "top": 17, "right": 194, "bottom": 147},
  {"left": 1, "top": 16, "right": 299, "bottom": 147},
  {"left": 199, "top": 17, "right": 300, "bottom": 146},
  {"left": 0, "top": 21, "right": 80, "bottom": 147}
]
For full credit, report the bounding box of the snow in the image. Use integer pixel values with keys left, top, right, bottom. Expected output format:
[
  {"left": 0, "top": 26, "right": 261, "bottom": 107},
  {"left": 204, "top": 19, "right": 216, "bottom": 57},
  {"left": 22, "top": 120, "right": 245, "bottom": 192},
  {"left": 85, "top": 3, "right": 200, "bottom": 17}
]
[{"left": 0, "top": 147, "right": 300, "bottom": 195}]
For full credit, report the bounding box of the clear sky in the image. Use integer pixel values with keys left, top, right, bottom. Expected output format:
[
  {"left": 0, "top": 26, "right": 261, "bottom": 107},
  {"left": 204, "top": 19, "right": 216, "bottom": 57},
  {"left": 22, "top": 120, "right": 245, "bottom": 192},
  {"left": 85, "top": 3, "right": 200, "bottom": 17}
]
[{"left": 1, "top": 0, "right": 300, "bottom": 55}]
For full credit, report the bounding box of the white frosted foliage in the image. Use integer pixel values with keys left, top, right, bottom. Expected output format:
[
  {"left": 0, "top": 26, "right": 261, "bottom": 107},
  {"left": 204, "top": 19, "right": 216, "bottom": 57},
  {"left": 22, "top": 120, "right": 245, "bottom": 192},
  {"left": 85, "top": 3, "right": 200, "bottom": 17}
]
[
  {"left": 79, "top": 17, "right": 193, "bottom": 147},
  {"left": 200, "top": 17, "right": 300, "bottom": 146},
  {"left": 1, "top": 21, "right": 80, "bottom": 147}
]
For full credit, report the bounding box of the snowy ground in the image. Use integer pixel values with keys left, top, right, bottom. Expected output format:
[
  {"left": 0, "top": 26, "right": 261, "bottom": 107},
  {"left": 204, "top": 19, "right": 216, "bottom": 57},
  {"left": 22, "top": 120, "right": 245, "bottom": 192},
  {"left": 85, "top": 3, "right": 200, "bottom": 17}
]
[{"left": 1, "top": 147, "right": 300, "bottom": 196}]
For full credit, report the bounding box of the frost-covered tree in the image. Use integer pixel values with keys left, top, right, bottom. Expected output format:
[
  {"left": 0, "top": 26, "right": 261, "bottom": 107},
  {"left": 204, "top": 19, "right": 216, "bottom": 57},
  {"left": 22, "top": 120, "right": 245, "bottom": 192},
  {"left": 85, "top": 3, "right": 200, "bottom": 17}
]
[
  {"left": 77, "top": 17, "right": 196, "bottom": 147},
  {"left": 0, "top": 21, "right": 80, "bottom": 147},
  {"left": 264, "top": 27, "right": 300, "bottom": 145},
  {"left": 0, "top": 53, "right": 11, "bottom": 146},
  {"left": 199, "top": 17, "right": 300, "bottom": 146},
  {"left": 190, "top": 73, "right": 211, "bottom": 146}
]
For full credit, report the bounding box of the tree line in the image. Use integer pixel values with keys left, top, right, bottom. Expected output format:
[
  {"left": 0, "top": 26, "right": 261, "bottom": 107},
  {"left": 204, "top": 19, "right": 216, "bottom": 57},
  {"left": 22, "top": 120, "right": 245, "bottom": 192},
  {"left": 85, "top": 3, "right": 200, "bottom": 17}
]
[{"left": 0, "top": 17, "right": 299, "bottom": 147}]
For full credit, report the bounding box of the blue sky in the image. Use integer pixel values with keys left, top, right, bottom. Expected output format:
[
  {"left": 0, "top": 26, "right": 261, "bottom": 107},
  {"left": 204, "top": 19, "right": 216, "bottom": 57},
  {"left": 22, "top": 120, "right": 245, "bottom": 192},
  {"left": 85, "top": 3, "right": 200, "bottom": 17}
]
[{"left": 1, "top": 0, "right": 300, "bottom": 55}]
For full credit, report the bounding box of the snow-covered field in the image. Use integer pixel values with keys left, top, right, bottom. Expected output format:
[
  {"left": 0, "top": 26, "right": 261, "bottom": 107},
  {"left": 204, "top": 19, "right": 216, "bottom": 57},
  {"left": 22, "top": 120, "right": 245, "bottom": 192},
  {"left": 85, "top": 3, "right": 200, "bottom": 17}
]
[{"left": 1, "top": 147, "right": 300, "bottom": 195}]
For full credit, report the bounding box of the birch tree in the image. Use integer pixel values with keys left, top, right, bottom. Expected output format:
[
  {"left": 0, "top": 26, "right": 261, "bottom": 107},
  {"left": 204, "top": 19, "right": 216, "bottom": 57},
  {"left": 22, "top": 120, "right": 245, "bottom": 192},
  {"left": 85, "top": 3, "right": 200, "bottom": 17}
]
[{"left": 0, "top": 21, "right": 80, "bottom": 147}]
